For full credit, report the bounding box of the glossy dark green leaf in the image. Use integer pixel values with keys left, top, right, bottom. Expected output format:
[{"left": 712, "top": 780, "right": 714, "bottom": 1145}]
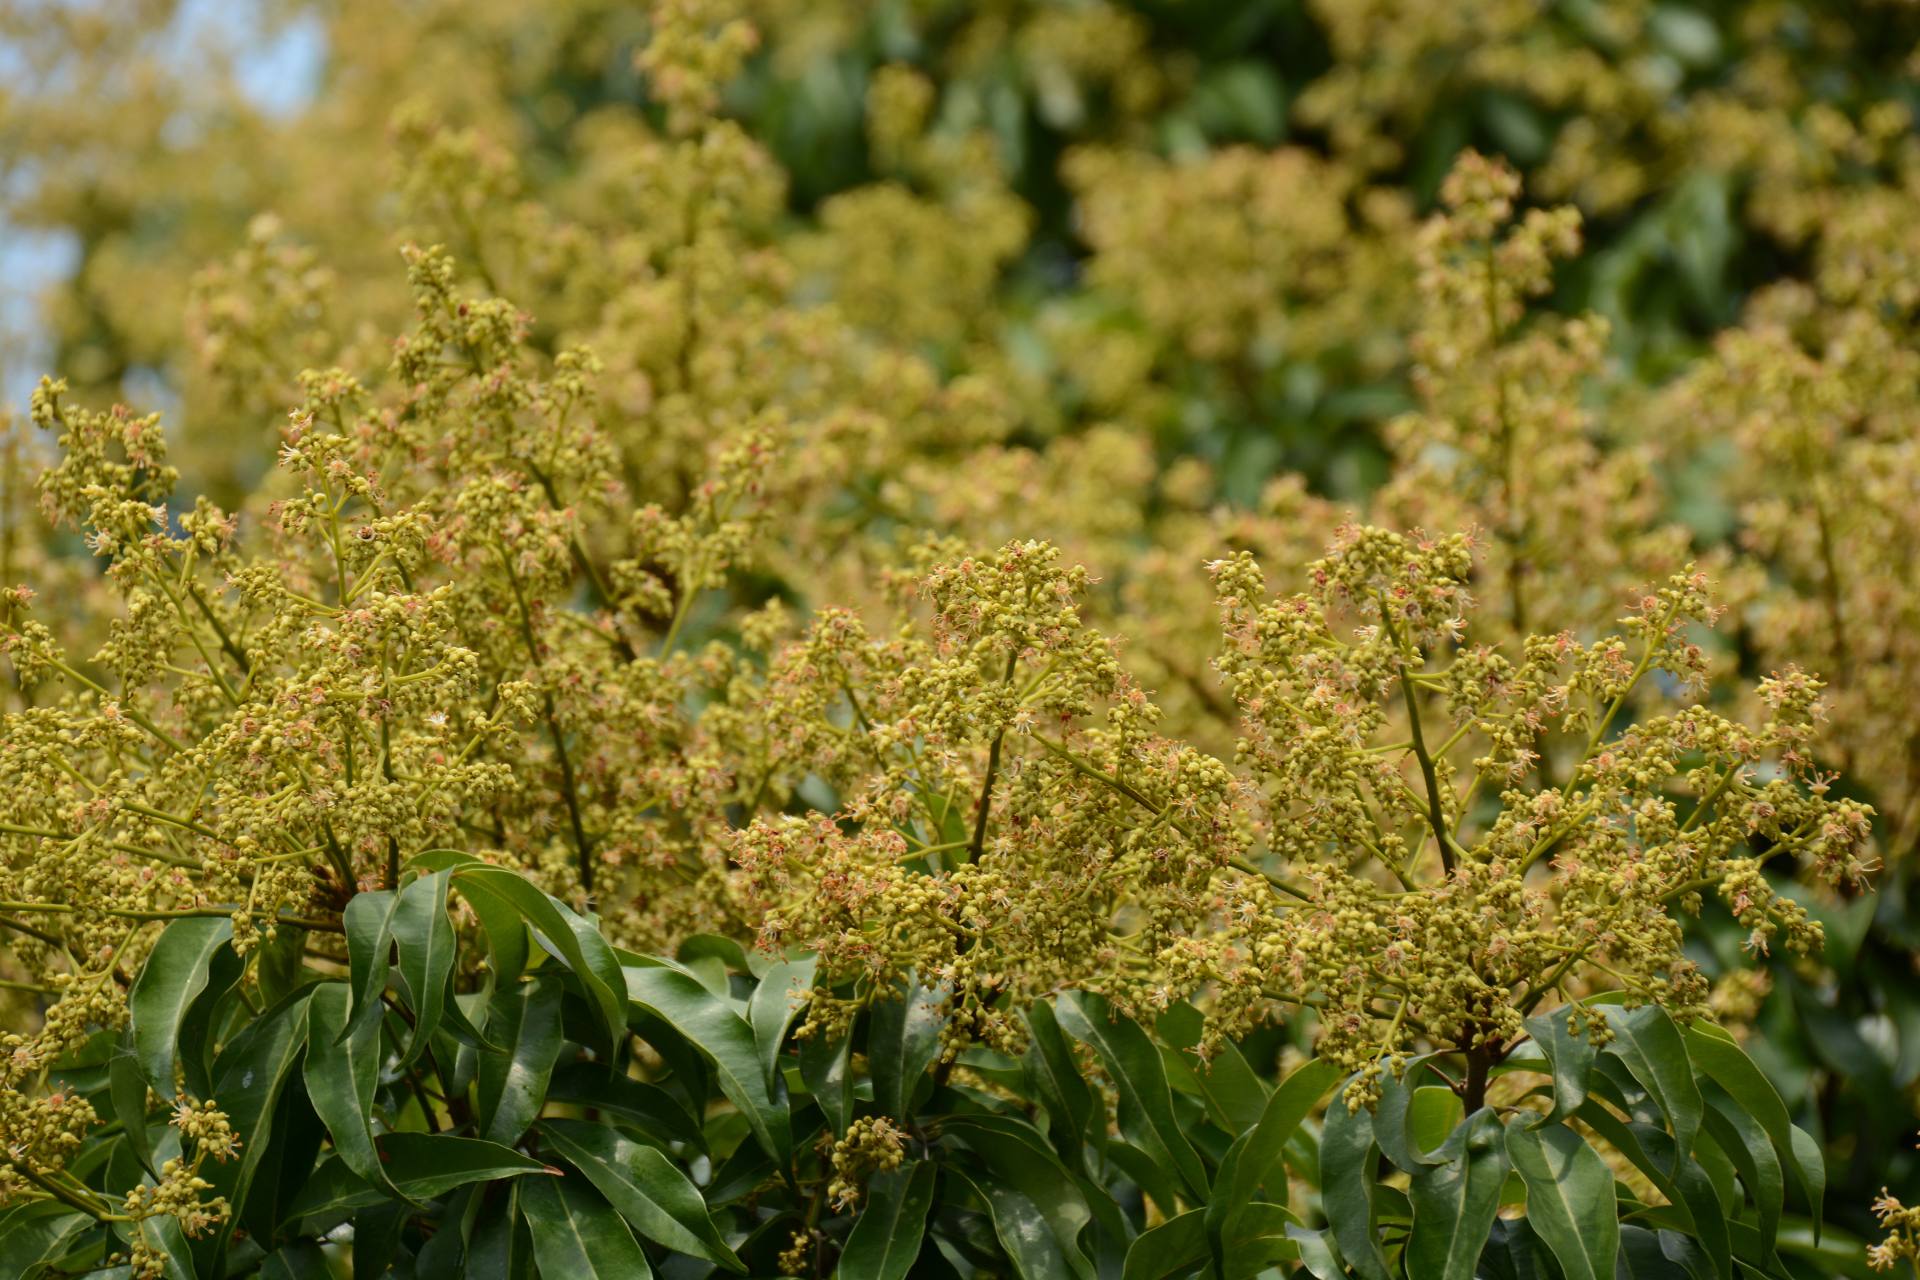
[
  {"left": 1525, "top": 1005, "right": 1600, "bottom": 1125},
  {"left": 623, "top": 960, "right": 790, "bottom": 1162},
  {"left": 109, "top": 1047, "right": 156, "bottom": 1178},
  {"left": 455, "top": 865, "right": 625, "bottom": 1048},
  {"left": 1681, "top": 1025, "right": 1818, "bottom": 1236},
  {"left": 1700, "top": 1081, "right": 1782, "bottom": 1260},
  {"left": 1122, "top": 1207, "right": 1207, "bottom": 1280},
  {"left": 1023, "top": 1001, "right": 1096, "bottom": 1166},
  {"left": 0, "top": 1204, "right": 94, "bottom": 1280},
  {"left": 1577, "top": 1105, "right": 1729, "bottom": 1280},
  {"left": 840, "top": 1161, "right": 938, "bottom": 1280},
  {"left": 478, "top": 972, "right": 564, "bottom": 1143},
  {"left": 1206, "top": 1056, "right": 1339, "bottom": 1257},
  {"left": 520, "top": 1176, "right": 655, "bottom": 1279},
  {"left": 127, "top": 916, "right": 233, "bottom": 1096},
  {"left": 340, "top": 888, "right": 400, "bottom": 1043},
  {"left": 870, "top": 973, "right": 947, "bottom": 1119},
  {"left": 254, "top": 923, "right": 308, "bottom": 1008},
  {"left": 1319, "top": 1086, "right": 1392, "bottom": 1280},
  {"left": 1504, "top": 1121, "right": 1620, "bottom": 1280},
  {"left": 194, "top": 990, "right": 313, "bottom": 1272},
  {"left": 950, "top": 1165, "right": 1084, "bottom": 1280},
  {"left": 1056, "top": 991, "right": 1208, "bottom": 1202},
  {"left": 1406, "top": 1108, "right": 1510, "bottom": 1280},
  {"left": 747, "top": 954, "right": 815, "bottom": 1085},
  {"left": 391, "top": 869, "right": 455, "bottom": 1065},
  {"left": 283, "top": 1134, "right": 552, "bottom": 1223},
  {"left": 1789, "top": 1125, "right": 1824, "bottom": 1242},
  {"left": 939, "top": 1114, "right": 1095, "bottom": 1278},
  {"left": 545, "top": 1061, "right": 706, "bottom": 1151},
  {"left": 537, "top": 1118, "right": 744, "bottom": 1271},
  {"left": 799, "top": 1028, "right": 853, "bottom": 1134},
  {"left": 1605, "top": 1006, "right": 1701, "bottom": 1171},
  {"left": 1285, "top": 1224, "right": 1345, "bottom": 1280},
  {"left": 303, "top": 982, "right": 392, "bottom": 1195},
  {"left": 259, "top": 1240, "right": 332, "bottom": 1280},
  {"left": 469, "top": 1182, "right": 537, "bottom": 1280},
  {"left": 1618, "top": 1224, "right": 1715, "bottom": 1278},
  {"left": 1372, "top": 1056, "right": 1443, "bottom": 1171}
]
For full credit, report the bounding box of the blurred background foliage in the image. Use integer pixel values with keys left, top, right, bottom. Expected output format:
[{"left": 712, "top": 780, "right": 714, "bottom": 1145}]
[{"left": 5, "top": 0, "right": 1920, "bottom": 1255}]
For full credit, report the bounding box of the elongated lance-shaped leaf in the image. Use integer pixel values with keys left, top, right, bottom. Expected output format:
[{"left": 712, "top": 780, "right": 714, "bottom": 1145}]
[
  {"left": 1699, "top": 1080, "right": 1783, "bottom": 1263},
  {"left": 870, "top": 973, "right": 947, "bottom": 1119},
  {"left": 1525, "top": 1005, "right": 1600, "bottom": 1125},
  {"left": 454, "top": 866, "right": 626, "bottom": 1049},
  {"left": 938, "top": 1113, "right": 1096, "bottom": 1280},
  {"left": 1207, "top": 1056, "right": 1340, "bottom": 1261},
  {"left": 304, "top": 982, "right": 397, "bottom": 1197},
  {"left": 624, "top": 959, "right": 791, "bottom": 1162},
  {"left": 283, "top": 1134, "right": 552, "bottom": 1224},
  {"left": 537, "top": 1118, "right": 745, "bottom": 1271},
  {"left": 1683, "top": 1023, "right": 1823, "bottom": 1238},
  {"left": 477, "top": 972, "right": 564, "bottom": 1144},
  {"left": 747, "top": 954, "right": 816, "bottom": 1087},
  {"left": 1576, "top": 1103, "right": 1729, "bottom": 1280},
  {"left": 799, "top": 1029, "right": 853, "bottom": 1135},
  {"left": 1319, "top": 1084, "right": 1394, "bottom": 1280},
  {"left": 390, "top": 869, "right": 455, "bottom": 1066},
  {"left": 1405, "top": 1108, "right": 1510, "bottom": 1280},
  {"left": 950, "top": 1165, "right": 1084, "bottom": 1280},
  {"left": 839, "top": 1161, "right": 938, "bottom": 1280},
  {"left": 519, "top": 1176, "right": 655, "bottom": 1279},
  {"left": 339, "top": 889, "right": 399, "bottom": 1044},
  {"left": 1505, "top": 1121, "right": 1621, "bottom": 1280},
  {"left": 1056, "top": 991, "right": 1208, "bottom": 1202},
  {"left": 0, "top": 1205, "right": 94, "bottom": 1280},
  {"left": 1023, "top": 1001, "right": 1096, "bottom": 1166},
  {"left": 1371, "top": 1055, "right": 1446, "bottom": 1171},
  {"left": 1603, "top": 1005, "right": 1701, "bottom": 1173},
  {"left": 128, "top": 916, "right": 234, "bottom": 1096},
  {"left": 193, "top": 989, "right": 314, "bottom": 1275}
]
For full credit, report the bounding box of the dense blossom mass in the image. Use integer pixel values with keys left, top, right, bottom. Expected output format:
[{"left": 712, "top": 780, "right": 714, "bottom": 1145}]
[{"left": 1, "top": 0, "right": 1918, "bottom": 1270}]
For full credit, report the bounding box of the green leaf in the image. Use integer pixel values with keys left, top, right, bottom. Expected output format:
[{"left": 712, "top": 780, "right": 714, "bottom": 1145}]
[
  {"left": 284, "top": 1134, "right": 552, "bottom": 1223},
  {"left": 109, "top": 1047, "right": 156, "bottom": 1178},
  {"left": 259, "top": 1241, "right": 332, "bottom": 1280},
  {"left": 1789, "top": 1125, "right": 1824, "bottom": 1242},
  {"left": 1605, "top": 1006, "right": 1702, "bottom": 1172},
  {"left": 1023, "top": 1001, "right": 1096, "bottom": 1166},
  {"left": 454, "top": 866, "right": 625, "bottom": 1049},
  {"left": 477, "top": 972, "right": 564, "bottom": 1144},
  {"left": 303, "top": 982, "right": 394, "bottom": 1196},
  {"left": 1056, "top": 991, "right": 1208, "bottom": 1202},
  {"left": 1372, "top": 1057, "right": 1444, "bottom": 1171},
  {"left": 1207, "top": 1056, "right": 1340, "bottom": 1258},
  {"left": 1681, "top": 1026, "right": 1817, "bottom": 1235},
  {"left": 870, "top": 973, "right": 947, "bottom": 1119},
  {"left": 1319, "top": 1087, "right": 1393, "bottom": 1280},
  {"left": 0, "top": 1204, "right": 94, "bottom": 1280},
  {"left": 1699, "top": 1081, "right": 1782, "bottom": 1261},
  {"left": 340, "top": 888, "right": 400, "bottom": 1043},
  {"left": 748, "top": 955, "right": 816, "bottom": 1086},
  {"left": 1617, "top": 1225, "right": 1715, "bottom": 1279},
  {"left": 1122, "top": 1207, "right": 1207, "bottom": 1280},
  {"left": 938, "top": 1114, "right": 1095, "bottom": 1280},
  {"left": 545, "top": 1061, "right": 706, "bottom": 1151},
  {"left": 1577, "top": 1104, "right": 1729, "bottom": 1280},
  {"left": 839, "top": 1161, "right": 937, "bottom": 1280},
  {"left": 537, "top": 1118, "right": 744, "bottom": 1271},
  {"left": 128, "top": 916, "right": 234, "bottom": 1097},
  {"left": 1286, "top": 1224, "right": 1345, "bottom": 1280},
  {"left": 195, "top": 990, "right": 313, "bottom": 1273},
  {"left": 254, "top": 922, "right": 308, "bottom": 1008},
  {"left": 799, "top": 1028, "right": 854, "bottom": 1134},
  {"left": 950, "top": 1165, "right": 1083, "bottom": 1280},
  {"left": 1406, "top": 1108, "right": 1510, "bottom": 1280},
  {"left": 1525, "top": 1006, "right": 1599, "bottom": 1125},
  {"left": 520, "top": 1176, "right": 655, "bottom": 1279},
  {"left": 624, "top": 961, "right": 790, "bottom": 1162},
  {"left": 391, "top": 869, "right": 456, "bottom": 1065},
  {"left": 1504, "top": 1121, "right": 1620, "bottom": 1280}
]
